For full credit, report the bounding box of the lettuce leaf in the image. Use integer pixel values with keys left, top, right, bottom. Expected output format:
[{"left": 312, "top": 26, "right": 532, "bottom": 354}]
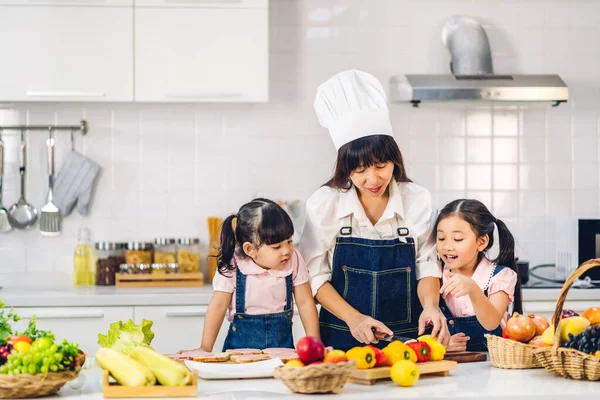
[{"left": 97, "top": 319, "right": 154, "bottom": 355}]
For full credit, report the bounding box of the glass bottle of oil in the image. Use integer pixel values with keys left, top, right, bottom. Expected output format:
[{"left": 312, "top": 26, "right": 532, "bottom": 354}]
[{"left": 74, "top": 228, "right": 96, "bottom": 286}]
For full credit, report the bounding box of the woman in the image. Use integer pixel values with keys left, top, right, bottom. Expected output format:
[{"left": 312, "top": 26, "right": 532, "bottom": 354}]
[{"left": 299, "top": 70, "right": 449, "bottom": 351}]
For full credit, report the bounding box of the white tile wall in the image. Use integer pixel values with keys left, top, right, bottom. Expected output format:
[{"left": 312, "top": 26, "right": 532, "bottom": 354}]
[{"left": 0, "top": 0, "right": 599, "bottom": 277}]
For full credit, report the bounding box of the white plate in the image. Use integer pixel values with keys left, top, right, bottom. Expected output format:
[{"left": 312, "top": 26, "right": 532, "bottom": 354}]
[{"left": 184, "top": 358, "right": 284, "bottom": 380}]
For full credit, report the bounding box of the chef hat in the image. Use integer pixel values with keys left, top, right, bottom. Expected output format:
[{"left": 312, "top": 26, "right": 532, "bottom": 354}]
[{"left": 314, "top": 70, "right": 393, "bottom": 150}]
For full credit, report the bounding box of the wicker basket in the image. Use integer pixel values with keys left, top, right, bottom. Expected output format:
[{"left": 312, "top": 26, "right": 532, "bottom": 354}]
[
  {"left": 0, "top": 369, "right": 80, "bottom": 399},
  {"left": 485, "top": 334, "right": 541, "bottom": 369},
  {"left": 532, "top": 258, "right": 600, "bottom": 381},
  {"left": 274, "top": 360, "right": 355, "bottom": 394}
]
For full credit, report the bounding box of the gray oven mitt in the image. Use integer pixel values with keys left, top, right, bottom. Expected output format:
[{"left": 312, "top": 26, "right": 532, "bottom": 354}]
[{"left": 53, "top": 150, "right": 102, "bottom": 217}]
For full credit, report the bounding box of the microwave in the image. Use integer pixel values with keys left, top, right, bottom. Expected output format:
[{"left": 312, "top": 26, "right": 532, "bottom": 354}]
[{"left": 555, "top": 218, "right": 600, "bottom": 281}]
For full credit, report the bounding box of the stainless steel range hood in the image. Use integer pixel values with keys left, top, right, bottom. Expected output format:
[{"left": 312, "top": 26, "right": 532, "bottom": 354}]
[{"left": 390, "top": 16, "right": 569, "bottom": 106}]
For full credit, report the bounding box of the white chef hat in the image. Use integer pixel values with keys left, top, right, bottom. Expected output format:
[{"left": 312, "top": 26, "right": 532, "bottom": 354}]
[{"left": 314, "top": 70, "right": 393, "bottom": 150}]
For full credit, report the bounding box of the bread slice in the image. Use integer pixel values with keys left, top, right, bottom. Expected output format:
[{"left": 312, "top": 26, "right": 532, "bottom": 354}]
[
  {"left": 192, "top": 352, "right": 231, "bottom": 362},
  {"left": 261, "top": 348, "right": 296, "bottom": 355},
  {"left": 225, "top": 348, "right": 263, "bottom": 355},
  {"left": 230, "top": 354, "right": 271, "bottom": 363}
]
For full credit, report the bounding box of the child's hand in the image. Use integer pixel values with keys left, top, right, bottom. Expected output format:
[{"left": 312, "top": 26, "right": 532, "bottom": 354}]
[
  {"left": 447, "top": 333, "right": 470, "bottom": 352},
  {"left": 440, "top": 272, "right": 476, "bottom": 298}
]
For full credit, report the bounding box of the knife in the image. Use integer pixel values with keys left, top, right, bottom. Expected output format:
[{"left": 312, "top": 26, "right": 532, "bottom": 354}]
[{"left": 371, "top": 328, "right": 412, "bottom": 343}]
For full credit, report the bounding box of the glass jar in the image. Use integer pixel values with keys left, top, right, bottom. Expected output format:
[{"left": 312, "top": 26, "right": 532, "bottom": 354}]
[
  {"left": 125, "top": 242, "right": 153, "bottom": 265},
  {"left": 167, "top": 263, "right": 180, "bottom": 274},
  {"left": 154, "top": 238, "right": 177, "bottom": 264},
  {"left": 177, "top": 238, "right": 201, "bottom": 273},
  {"left": 138, "top": 264, "right": 152, "bottom": 274},
  {"left": 151, "top": 263, "right": 167, "bottom": 274},
  {"left": 95, "top": 242, "right": 124, "bottom": 286}
]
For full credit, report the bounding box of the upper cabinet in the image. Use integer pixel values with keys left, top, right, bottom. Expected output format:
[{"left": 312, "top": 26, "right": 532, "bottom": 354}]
[
  {"left": 134, "top": 0, "right": 269, "bottom": 102},
  {"left": 0, "top": 0, "right": 134, "bottom": 102}
]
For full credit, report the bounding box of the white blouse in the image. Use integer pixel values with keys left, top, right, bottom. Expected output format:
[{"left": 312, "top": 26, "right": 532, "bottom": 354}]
[{"left": 299, "top": 180, "right": 442, "bottom": 295}]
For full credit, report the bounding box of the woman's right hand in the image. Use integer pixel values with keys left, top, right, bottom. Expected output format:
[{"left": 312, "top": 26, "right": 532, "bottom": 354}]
[
  {"left": 345, "top": 312, "right": 393, "bottom": 344},
  {"left": 446, "top": 333, "right": 470, "bottom": 352}
]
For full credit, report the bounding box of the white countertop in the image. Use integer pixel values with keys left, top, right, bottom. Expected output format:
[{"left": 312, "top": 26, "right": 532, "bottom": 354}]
[
  {"left": 53, "top": 361, "right": 599, "bottom": 400},
  {"left": 0, "top": 284, "right": 598, "bottom": 308}
]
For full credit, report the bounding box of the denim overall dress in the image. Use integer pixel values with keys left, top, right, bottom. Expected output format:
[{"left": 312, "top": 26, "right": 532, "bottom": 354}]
[
  {"left": 439, "top": 265, "right": 506, "bottom": 352},
  {"left": 319, "top": 215, "right": 423, "bottom": 351},
  {"left": 222, "top": 268, "right": 295, "bottom": 351}
]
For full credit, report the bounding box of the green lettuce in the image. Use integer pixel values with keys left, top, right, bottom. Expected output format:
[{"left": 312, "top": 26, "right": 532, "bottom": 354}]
[{"left": 97, "top": 319, "right": 154, "bottom": 355}]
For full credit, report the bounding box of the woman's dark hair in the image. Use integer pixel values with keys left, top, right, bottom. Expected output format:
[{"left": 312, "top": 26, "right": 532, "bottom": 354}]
[
  {"left": 217, "top": 198, "right": 294, "bottom": 275},
  {"left": 324, "top": 135, "right": 411, "bottom": 189},
  {"left": 435, "top": 199, "right": 523, "bottom": 314}
]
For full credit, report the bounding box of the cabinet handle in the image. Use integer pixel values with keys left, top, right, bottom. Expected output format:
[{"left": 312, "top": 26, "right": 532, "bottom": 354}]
[
  {"left": 165, "top": 93, "right": 242, "bottom": 100},
  {"left": 165, "top": 309, "right": 207, "bottom": 318},
  {"left": 20, "top": 311, "right": 105, "bottom": 319},
  {"left": 26, "top": 91, "right": 106, "bottom": 98}
]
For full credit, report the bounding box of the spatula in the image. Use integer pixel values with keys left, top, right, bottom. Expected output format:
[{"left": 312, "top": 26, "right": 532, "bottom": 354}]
[
  {"left": 0, "top": 130, "right": 12, "bottom": 232},
  {"left": 40, "top": 128, "right": 61, "bottom": 236}
]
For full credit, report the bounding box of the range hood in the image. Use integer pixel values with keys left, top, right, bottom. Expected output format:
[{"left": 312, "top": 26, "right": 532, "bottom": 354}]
[{"left": 390, "top": 16, "right": 568, "bottom": 107}]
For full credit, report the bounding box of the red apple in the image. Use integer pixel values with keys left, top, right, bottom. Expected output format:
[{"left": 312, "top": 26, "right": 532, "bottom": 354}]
[{"left": 296, "top": 336, "right": 325, "bottom": 364}]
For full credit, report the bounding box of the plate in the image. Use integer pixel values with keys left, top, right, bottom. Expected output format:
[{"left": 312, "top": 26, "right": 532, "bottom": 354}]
[{"left": 184, "top": 358, "right": 284, "bottom": 380}]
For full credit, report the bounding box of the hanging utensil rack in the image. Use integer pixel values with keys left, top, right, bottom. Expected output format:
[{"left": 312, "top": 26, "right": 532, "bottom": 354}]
[{"left": 0, "top": 120, "right": 88, "bottom": 135}]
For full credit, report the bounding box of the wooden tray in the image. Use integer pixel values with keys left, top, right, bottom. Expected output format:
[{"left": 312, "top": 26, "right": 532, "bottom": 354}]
[
  {"left": 116, "top": 272, "right": 204, "bottom": 288},
  {"left": 444, "top": 351, "right": 488, "bottom": 363},
  {"left": 350, "top": 360, "right": 457, "bottom": 385},
  {"left": 102, "top": 369, "right": 198, "bottom": 398}
]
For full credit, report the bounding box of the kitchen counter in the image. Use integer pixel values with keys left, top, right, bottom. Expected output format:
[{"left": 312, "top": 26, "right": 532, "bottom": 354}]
[
  {"left": 1, "top": 284, "right": 599, "bottom": 308},
  {"left": 52, "top": 361, "right": 598, "bottom": 400}
]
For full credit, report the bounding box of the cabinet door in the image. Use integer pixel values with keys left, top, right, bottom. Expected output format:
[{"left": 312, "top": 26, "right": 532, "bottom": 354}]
[
  {"left": 12, "top": 307, "right": 134, "bottom": 355},
  {"left": 134, "top": 306, "right": 229, "bottom": 354},
  {"left": 0, "top": 5, "right": 134, "bottom": 101},
  {"left": 134, "top": 6, "right": 268, "bottom": 102}
]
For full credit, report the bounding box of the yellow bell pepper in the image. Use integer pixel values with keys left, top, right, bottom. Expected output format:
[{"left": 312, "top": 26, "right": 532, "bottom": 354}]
[
  {"left": 382, "top": 340, "right": 417, "bottom": 365},
  {"left": 346, "top": 346, "right": 376, "bottom": 369},
  {"left": 417, "top": 335, "right": 446, "bottom": 361}
]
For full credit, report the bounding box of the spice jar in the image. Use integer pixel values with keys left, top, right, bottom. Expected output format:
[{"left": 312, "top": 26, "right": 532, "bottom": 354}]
[
  {"left": 96, "top": 242, "right": 125, "bottom": 286},
  {"left": 152, "top": 263, "right": 167, "bottom": 274},
  {"left": 138, "top": 264, "right": 152, "bottom": 274},
  {"left": 125, "top": 242, "right": 153, "bottom": 265},
  {"left": 167, "top": 263, "right": 180, "bottom": 274},
  {"left": 177, "top": 238, "right": 201, "bottom": 273},
  {"left": 154, "top": 238, "right": 177, "bottom": 264}
]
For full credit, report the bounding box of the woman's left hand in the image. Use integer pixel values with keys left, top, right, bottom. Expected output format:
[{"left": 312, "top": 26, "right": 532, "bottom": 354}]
[
  {"left": 440, "top": 272, "right": 476, "bottom": 298},
  {"left": 418, "top": 306, "right": 450, "bottom": 346}
]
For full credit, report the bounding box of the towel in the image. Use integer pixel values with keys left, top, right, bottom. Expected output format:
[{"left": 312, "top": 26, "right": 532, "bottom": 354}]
[{"left": 53, "top": 151, "right": 102, "bottom": 217}]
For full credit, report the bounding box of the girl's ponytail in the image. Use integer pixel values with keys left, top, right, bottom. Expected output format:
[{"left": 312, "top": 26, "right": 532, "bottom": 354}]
[
  {"left": 494, "top": 218, "right": 523, "bottom": 314},
  {"left": 217, "top": 215, "right": 238, "bottom": 276}
]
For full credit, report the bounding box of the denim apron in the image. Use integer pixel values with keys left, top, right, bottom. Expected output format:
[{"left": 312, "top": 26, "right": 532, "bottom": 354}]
[
  {"left": 222, "top": 268, "right": 295, "bottom": 351},
  {"left": 440, "top": 264, "right": 506, "bottom": 352},
  {"left": 319, "top": 215, "right": 423, "bottom": 351}
]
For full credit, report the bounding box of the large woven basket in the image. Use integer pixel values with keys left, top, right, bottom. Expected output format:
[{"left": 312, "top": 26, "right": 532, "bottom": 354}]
[
  {"left": 274, "top": 361, "right": 355, "bottom": 394},
  {"left": 485, "top": 334, "right": 541, "bottom": 369},
  {"left": 0, "top": 369, "right": 81, "bottom": 399},
  {"left": 532, "top": 259, "right": 600, "bottom": 381}
]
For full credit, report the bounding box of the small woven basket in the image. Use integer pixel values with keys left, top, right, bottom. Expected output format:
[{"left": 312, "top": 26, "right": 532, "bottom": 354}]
[
  {"left": 0, "top": 369, "right": 80, "bottom": 399},
  {"left": 532, "top": 259, "right": 600, "bottom": 381},
  {"left": 274, "top": 361, "right": 355, "bottom": 394},
  {"left": 485, "top": 334, "right": 542, "bottom": 369}
]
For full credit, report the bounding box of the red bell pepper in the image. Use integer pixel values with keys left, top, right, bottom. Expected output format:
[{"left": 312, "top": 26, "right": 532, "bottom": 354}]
[
  {"left": 366, "top": 345, "right": 387, "bottom": 366},
  {"left": 406, "top": 341, "right": 431, "bottom": 362}
]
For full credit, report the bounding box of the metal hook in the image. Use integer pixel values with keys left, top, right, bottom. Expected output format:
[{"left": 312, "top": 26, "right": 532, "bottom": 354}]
[
  {"left": 70, "top": 129, "right": 75, "bottom": 151},
  {"left": 48, "top": 125, "right": 53, "bottom": 140}
]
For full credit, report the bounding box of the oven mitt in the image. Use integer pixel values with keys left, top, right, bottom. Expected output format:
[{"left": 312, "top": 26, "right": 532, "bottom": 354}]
[{"left": 53, "top": 150, "right": 102, "bottom": 217}]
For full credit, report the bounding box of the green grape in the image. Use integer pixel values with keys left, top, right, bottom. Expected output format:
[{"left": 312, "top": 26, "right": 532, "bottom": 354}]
[
  {"left": 21, "top": 366, "right": 27, "bottom": 374},
  {"left": 12, "top": 368, "right": 20, "bottom": 375},
  {"left": 49, "top": 364, "right": 58, "bottom": 372},
  {"left": 7, "top": 371, "right": 14, "bottom": 376},
  {"left": 28, "top": 364, "right": 37, "bottom": 375},
  {"left": 50, "top": 344, "right": 58, "bottom": 354},
  {"left": 53, "top": 353, "right": 63, "bottom": 363},
  {"left": 32, "top": 353, "right": 42, "bottom": 364},
  {"left": 40, "top": 365, "right": 48, "bottom": 374},
  {"left": 42, "top": 357, "right": 50, "bottom": 366}
]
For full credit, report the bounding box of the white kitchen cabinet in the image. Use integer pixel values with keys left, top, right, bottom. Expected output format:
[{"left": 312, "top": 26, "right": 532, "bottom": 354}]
[
  {"left": 0, "top": 1, "right": 134, "bottom": 102},
  {"left": 12, "top": 307, "right": 134, "bottom": 355},
  {"left": 134, "top": 2, "right": 268, "bottom": 102},
  {"left": 134, "top": 306, "right": 229, "bottom": 354}
]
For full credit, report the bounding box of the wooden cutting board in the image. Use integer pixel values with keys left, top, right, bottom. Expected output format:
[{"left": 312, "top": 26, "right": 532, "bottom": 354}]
[
  {"left": 349, "top": 360, "right": 457, "bottom": 385},
  {"left": 443, "top": 351, "right": 488, "bottom": 363}
]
